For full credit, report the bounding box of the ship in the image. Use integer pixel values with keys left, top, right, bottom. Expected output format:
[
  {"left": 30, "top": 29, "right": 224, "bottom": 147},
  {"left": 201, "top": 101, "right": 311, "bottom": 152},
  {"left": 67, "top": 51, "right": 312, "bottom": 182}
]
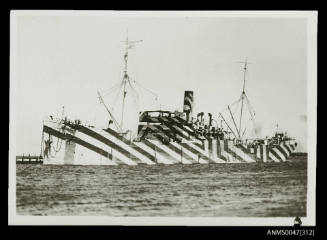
[{"left": 41, "top": 35, "right": 297, "bottom": 165}]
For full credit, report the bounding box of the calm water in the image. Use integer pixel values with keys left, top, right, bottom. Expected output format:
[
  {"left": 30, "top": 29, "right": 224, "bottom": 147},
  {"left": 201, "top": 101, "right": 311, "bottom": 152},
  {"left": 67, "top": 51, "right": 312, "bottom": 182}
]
[{"left": 16, "top": 156, "right": 307, "bottom": 217}]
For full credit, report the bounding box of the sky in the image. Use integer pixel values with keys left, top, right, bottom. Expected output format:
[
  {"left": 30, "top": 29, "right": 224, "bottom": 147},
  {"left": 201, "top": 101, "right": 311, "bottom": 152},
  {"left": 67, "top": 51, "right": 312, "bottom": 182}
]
[{"left": 12, "top": 12, "right": 310, "bottom": 154}]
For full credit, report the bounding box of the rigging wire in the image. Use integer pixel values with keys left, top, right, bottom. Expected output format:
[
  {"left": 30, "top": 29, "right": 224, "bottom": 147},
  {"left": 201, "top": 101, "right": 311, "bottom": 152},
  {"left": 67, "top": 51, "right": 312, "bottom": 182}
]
[
  {"left": 127, "top": 80, "right": 141, "bottom": 111},
  {"left": 132, "top": 80, "right": 159, "bottom": 100},
  {"left": 111, "top": 81, "right": 124, "bottom": 112},
  {"left": 132, "top": 79, "right": 161, "bottom": 110},
  {"left": 240, "top": 112, "right": 254, "bottom": 139},
  {"left": 127, "top": 79, "right": 140, "bottom": 101},
  {"left": 219, "top": 94, "right": 242, "bottom": 114},
  {"left": 244, "top": 94, "right": 258, "bottom": 138},
  {"left": 101, "top": 83, "right": 123, "bottom": 98}
]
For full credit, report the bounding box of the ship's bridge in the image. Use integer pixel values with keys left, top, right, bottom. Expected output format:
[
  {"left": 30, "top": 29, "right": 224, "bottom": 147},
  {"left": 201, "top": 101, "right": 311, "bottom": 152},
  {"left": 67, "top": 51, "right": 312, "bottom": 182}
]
[{"left": 139, "top": 110, "right": 187, "bottom": 123}]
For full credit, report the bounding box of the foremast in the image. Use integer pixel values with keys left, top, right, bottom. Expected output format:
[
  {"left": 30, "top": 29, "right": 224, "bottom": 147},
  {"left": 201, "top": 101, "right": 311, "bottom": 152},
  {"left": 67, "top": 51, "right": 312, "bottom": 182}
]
[
  {"left": 120, "top": 33, "right": 143, "bottom": 132},
  {"left": 97, "top": 32, "right": 143, "bottom": 135}
]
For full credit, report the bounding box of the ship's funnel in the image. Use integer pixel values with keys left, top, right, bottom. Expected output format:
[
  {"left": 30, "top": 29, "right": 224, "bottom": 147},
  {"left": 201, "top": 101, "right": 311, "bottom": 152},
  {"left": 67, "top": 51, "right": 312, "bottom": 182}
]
[
  {"left": 183, "top": 91, "right": 194, "bottom": 122},
  {"left": 208, "top": 113, "right": 212, "bottom": 127}
]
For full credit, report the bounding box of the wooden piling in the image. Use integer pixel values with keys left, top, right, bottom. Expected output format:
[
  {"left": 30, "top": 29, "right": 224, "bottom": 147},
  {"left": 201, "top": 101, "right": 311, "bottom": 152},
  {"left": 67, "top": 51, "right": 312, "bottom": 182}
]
[{"left": 16, "top": 154, "right": 43, "bottom": 164}]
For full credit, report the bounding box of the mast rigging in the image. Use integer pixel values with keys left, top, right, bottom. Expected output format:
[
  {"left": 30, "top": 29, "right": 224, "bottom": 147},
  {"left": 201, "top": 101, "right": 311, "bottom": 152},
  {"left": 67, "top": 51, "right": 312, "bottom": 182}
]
[
  {"left": 238, "top": 57, "right": 250, "bottom": 139},
  {"left": 120, "top": 33, "right": 143, "bottom": 131}
]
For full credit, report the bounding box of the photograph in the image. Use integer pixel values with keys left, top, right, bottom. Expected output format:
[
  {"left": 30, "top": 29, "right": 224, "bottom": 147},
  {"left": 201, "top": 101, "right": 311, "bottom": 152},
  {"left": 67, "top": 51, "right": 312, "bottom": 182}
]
[{"left": 9, "top": 10, "right": 317, "bottom": 226}]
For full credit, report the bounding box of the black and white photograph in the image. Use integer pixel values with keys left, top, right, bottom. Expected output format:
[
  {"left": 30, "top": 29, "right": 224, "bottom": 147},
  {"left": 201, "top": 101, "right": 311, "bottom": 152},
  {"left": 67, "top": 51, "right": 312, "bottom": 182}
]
[{"left": 9, "top": 11, "right": 317, "bottom": 226}]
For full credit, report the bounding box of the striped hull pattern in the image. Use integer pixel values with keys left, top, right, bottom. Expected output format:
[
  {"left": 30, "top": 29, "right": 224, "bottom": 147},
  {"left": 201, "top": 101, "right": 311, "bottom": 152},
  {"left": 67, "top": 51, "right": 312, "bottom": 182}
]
[{"left": 42, "top": 120, "right": 297, "bottom": 165}]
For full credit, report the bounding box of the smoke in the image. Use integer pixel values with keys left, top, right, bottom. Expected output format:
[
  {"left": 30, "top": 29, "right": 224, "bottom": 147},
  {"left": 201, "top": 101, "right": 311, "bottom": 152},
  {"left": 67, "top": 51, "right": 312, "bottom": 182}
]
[
  {"left": 299, "top": 114, "right": 307, "bottom": 122},
  {"left": 254, "top": 123, "right": 262, "bottom": 136}
]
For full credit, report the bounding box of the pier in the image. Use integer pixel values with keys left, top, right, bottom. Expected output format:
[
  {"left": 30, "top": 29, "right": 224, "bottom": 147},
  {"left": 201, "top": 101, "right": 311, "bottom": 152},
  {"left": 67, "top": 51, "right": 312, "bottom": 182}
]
[{"left": 16, "top": 154, "right": 43, "bottom": 164}]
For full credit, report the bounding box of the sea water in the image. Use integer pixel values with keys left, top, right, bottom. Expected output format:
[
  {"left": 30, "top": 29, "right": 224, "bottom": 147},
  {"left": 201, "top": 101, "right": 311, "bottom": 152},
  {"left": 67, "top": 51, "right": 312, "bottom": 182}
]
[{"left": 16, "top": 156, "right": 307, "bottom": 217}]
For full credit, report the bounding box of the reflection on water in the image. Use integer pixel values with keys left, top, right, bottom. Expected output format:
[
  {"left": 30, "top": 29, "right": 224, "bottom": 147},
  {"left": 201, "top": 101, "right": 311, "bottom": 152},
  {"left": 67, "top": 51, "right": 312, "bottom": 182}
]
[{"left": 16, "top": 156, "right": 307, "bottom": 217}]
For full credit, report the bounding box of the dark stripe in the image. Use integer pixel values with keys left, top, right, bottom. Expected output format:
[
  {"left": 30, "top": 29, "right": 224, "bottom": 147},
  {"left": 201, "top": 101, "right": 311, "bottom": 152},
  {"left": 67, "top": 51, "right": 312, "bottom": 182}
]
[
  {"left": 289, "top": 144, "right": 295, "bottom": 151},
  {"left": 235, "top": 144, "right": 252, "bottom": 158},
  {"left": 219, "top": 155, "right": 227, "bottom": 161},
  {"left": 104, "top": 128, "right": 155, "bottom": 162},
  {"left": 165, "top": 142, "right": 195, "bottom": 161},
  {"left": 142, "top": 139, "right": 180, "bottom": 163},
  {"left": 252, "top": 146, "right": 260, "bottom": 161},
  {"left": 156, "top": 125, "right": 179, "bottom": 141},
  {"left": 266, "top": 146, "right": 269, "bottom": 160},
  {"left": 276, "top": 145, "right": 288, "bottom": 159},
  {"left": 226, "top": 145, "right": 247, "bottom": 163},
  {"left": 269, "top": 148, "right": 280, "bottom": 160},
  {"left": 255, "top": 145, "right": 262, "bottom": 161},
  {"left": 43, "top": 125, "right": 122, "bottom": 164},
  {"left": 161, "top": 116, "right": 196, "bottom": 135},
  {"left": 238, "top": 144, "right": 249, "bottom": 153},
  {"left": 282, "top": 144, "right": 291, "bottom": 156},
  {"left": 224, "top": 140, "right": 229, "bottom": 152},
  {"left": 217, "top": 140, "right": 221, "bottom": 157},
  {"left": 66, "top": 124, "right": 144, "bottom": 164},
  {"left": 194, "top": 142, "right": 204, "bottom": 150},
  {"left": 208, "top": 140, "right": 213, "bottom": 155},
  {"left": 162, "top": 118, "right": 194, "bottom": 137},
  {"left": 283, "top": 144, "right": 292, "bottom": 154},
  {"left": 171, "top": 117, "right": 185, "bottom": 124},
  {"left": 161, "top": 123, "right": 190, "bottom": 140},
  {"left": 185, "top": 91, "right": 193, "bottom": 98},
  {"left": 180, "top": 142, "right": 213, "bottom": 162}
]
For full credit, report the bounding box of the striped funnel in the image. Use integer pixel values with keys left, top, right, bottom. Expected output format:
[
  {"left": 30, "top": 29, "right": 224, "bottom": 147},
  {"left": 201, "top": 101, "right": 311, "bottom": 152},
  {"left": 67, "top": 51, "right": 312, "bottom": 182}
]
[{"left": 183, "top": 91, "right": 193, "bottom": 121}]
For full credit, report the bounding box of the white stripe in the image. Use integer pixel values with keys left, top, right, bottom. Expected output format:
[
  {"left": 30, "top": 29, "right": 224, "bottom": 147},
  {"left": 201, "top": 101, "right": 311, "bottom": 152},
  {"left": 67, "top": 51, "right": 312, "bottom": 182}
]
[
  {"left": 147, "top": 140, "right": 192, "bottom": 164},
  {"left": 44, "top": 124, "right": 118, "bottom": 166},
  {"left": 192, "top": 139, "right": 203, "bottom": 145},
  {"left": 285, "top": 143, "right": 295, "bottom": 153},
  {"left": 273, "top": 147, "right": 287, "bottom": 162},
  {"left": 188, "top": 141, "right": 209, "bottom": 158},
  {"left": 171, "top": 125, "right": 189, "bottom": 138},
  {"left": 219, "top": 140, "right": 240, "bottom": 163},
  {"left": 43, "top": 136, "right": 66, "bottom": 165},
  {"left": 227, "top": 141, "right": 241, "bottom": 163},
  {"left": 234, "top": 146, "right": 256, "bottom": 162},
  {"left": 268, "top": 151, "right": 280, "bottom": 162},
  {"left": 98, "top": 129, "right": 155, "bottom": 165},
  {"left": 73, "top": 144, "right": 118, "bottom": 165},
  {"left": 44, "top": 120, "right": 63, "bottom": 131},
  {"left": 289, "top": 141, "right": 297, "bottom": 151},
  {"left": 219, "top": 140, "right": 227, "bottom": 162},
  {"left": 163, "top": 145, "right": 193, "bottom": 164},
  {"left": 184, "top": 96, "right": 193, "bottom": 104},
  {"left": 291, "top": 144, "right": 296, "bottom": 152},
  {"left": 220, "top": 141, "right": 239, "bottom": 163},
  {"left": 280, "top": 143, "right": 291, "bottom": 157},
  {"left": 170, "top": 142, "right": 208, "bottom": 164},
  {"left": 211, "top": 140, "right": 217, "bottom": 158},
  {"left": 75, "top": 131, "right": 137, "bottom": 165},
  {"left": 221, "top": 150, "right": 238, "bottom": 163},
  {"left": 133, "top": 142, "right": 174, "bottom": 164},
  {"left": 184, "top": 125, "right": 194, "bottom": 133},
  {"left": 256, "top": 146, "right": 261, "bottom": 159},
  {"left": 204, "top": 140, "right": 209, "bottom": 157},
  {"left": 262, "top": 145, "right": 267, "bottom": 162},
  {"left": 182, "top": 142, "right": 210, "bottom": 163},
  {"left": 171, "top": 117, "right": 182, "bottom": 124},
  {"left": 209, "top": 140, "right": 225, "bottom": 163}
]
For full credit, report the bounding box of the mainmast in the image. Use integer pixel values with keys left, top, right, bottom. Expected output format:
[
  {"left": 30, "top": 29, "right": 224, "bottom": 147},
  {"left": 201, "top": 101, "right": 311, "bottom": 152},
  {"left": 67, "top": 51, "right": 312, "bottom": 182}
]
[
  {"left": 218, "top": 58, "right": 257, "bottom": 140},
  {"left": 120, "top": 32, "right": 142, "bottom": 131},
  {"left": 238, "top": 57, "right": 251, "bottom": 140}
]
